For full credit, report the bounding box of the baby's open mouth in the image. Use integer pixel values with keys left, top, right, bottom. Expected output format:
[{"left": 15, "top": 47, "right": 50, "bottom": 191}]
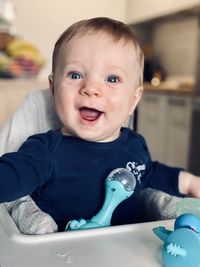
[{"left": 79, "top": 107, "right": 103, "bottom": 121}]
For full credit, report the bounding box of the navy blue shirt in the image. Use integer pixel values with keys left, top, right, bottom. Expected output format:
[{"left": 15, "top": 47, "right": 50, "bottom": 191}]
[{"left": 0, "top": 128, "right": 182, "bottom": 230}]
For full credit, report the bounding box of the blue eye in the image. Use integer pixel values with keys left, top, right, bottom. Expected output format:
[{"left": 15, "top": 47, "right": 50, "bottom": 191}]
[
  {"left": 69, "top": 72, "right": 82, "bottom": 79},
  {"left": 106, "top": 75, "right": 120, "bottom": 83}
]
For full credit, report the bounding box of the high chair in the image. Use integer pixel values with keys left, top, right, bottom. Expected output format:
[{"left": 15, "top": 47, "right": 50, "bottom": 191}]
[{"left": 0, "top": 88, "right": 181, "bottom": 267}]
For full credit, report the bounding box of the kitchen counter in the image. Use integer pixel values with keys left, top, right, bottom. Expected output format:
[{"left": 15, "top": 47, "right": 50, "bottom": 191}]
[{"left": 143, "top": 82, "right": 194, "bottom": 95}]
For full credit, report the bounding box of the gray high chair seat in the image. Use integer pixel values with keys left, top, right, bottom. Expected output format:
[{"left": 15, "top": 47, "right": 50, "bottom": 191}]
[
  {"left": 0, "top": 89, "right": 62, "bottom": 153},
  {"left": 0, "top": 89, "right": 181, "bottom": 223}
]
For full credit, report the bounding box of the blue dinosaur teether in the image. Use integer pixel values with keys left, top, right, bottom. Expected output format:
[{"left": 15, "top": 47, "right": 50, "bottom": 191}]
[
  {"left": 65, "top": 168, "right": 136, "bottom": 230},
  {"left": 153, "top": 213, "right": 200, "bottom": 267}
]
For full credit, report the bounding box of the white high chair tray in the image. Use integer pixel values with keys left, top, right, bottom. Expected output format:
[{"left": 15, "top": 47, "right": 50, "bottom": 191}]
[{"left": 0, "top": 204, "right": 173, "bottom": 267}]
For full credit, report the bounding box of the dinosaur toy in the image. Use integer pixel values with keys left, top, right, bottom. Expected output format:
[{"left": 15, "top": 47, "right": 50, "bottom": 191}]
[
  {"left": 153, "top": 213, "right": 200, "bottom": 267},
  {"left": 65, "top": 168, "right": 136, "bottom": 230}
]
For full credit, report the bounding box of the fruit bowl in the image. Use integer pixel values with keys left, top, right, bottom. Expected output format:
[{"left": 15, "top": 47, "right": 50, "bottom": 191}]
[{"left": 0, "top": 38, "right": 45, "bottom": 78}]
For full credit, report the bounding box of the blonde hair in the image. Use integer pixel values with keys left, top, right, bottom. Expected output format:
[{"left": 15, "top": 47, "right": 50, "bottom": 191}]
[{"left": 52, "top": 17, "right": 144, "bottom": 86}]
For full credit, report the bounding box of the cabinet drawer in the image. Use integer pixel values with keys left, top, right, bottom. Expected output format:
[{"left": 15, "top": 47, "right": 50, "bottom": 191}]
[{"left": 137, "top": 92, "right": 192, "bottom": 168}]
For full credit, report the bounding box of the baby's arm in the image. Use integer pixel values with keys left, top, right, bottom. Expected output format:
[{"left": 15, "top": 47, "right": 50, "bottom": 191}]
[
  {"left": 178, "top": 171, "right": 200, "bottom": 198},
  {"left": 4, "top": 196, "right": 58, "bottom": 234}
]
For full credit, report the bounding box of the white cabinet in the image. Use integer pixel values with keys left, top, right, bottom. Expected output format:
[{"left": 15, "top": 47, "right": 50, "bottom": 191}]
[
  {"left": 137, "top": 92, "right": 192, "bottom": 169},
  {"left": 136, "top": 93, "right": 168, "bottom": 162},
  {"left": 165, "top": 96, "right": 192, "bottom": 167},
  {"left": 126, "top": 0, "right": 200, "bottom": 24}
]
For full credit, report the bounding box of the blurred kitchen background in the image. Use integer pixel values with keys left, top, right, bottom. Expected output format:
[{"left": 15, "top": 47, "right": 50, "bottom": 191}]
[{"left": 0, "top": 0, "right": 200, "bottom": 174}]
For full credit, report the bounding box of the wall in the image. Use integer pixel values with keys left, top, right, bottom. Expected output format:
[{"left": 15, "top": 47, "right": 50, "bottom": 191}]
[
  {"left": 126, "top": 0, "right": 200, "bottom": 24},
  {"left": 12, "top": 0, "right": 127, "bottom": 80},
  {"left": 152, "top": 16, "right": 199, "bottom": 80}
]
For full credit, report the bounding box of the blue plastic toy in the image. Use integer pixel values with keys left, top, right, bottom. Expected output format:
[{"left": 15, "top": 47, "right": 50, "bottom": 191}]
[
  {"left": 153, "top": 213, "right": 200, "bottom": 267},
  {"left": 65, "top": 168, "right": 136, "bottom": 230}
]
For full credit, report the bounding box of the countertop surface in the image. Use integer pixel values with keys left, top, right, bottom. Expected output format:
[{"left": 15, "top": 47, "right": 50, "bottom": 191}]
[
  {"left": 143, "top": 82, "right": 194, "bottom": 95},
  {"left": 0, "top": 78, "right": 48, "bottom": 90}
]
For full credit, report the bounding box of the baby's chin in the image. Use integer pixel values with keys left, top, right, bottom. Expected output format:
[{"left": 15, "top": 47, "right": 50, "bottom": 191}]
[
  {"left": 77, "top": 130, "right": 120, "bottom": 143},
  {"left": 62, "top": 126, "right": 121, "bottom": 142}
]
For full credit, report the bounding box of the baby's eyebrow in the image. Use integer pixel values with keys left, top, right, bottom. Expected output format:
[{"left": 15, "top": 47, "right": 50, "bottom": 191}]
[
  {"left": 62, "top": 62, "right": 83, "bottom": 72},
  {"left": 63, "top": 60, "right": 84, "bottom": 70},
  {"left": 65, "top": 60, "right": 80, "bottom": 65},
  {"left": 106, "top": 65, "right": 128, "bottom": 76}
]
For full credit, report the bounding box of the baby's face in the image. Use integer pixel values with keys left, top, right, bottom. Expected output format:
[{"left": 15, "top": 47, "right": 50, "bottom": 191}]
[{"left": 50, "top": 32, "right": 143, "bottom": 142}]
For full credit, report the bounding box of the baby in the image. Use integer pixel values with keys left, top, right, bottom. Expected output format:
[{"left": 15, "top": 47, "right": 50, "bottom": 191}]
[{"left": 1, "top": 17, "right": 200, "bottom": 233}]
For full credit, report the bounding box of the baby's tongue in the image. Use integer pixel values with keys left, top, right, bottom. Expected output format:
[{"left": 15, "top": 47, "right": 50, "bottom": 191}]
[{"left": 80, "top": 107, "right": 101, "bottom": 121}]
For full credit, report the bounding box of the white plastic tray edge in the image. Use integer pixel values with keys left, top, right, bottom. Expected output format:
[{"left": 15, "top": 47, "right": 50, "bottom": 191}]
[{"left": 0, "top": 203, "right": 174, "bottom": 244}]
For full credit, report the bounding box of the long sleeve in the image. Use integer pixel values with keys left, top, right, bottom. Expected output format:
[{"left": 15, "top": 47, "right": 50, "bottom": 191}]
[
  {"left": 0, "top": 133, "right": 53, "bottom": 202},
  {"left": 143, "top": 160, "right": 184, "bottom": 197},
  {"left": 135, "top": 133, "right": 184, "bottom": 197}
]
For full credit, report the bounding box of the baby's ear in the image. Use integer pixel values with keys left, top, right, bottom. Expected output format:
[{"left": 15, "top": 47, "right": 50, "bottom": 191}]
[
  {"left": 129, "top": 86, "right": 143, "bottom": 115},
  {"left": 48, "top": 74, "right": 54, "bottom": 95},
  {"left": 135, "top": 86, "right": 143, "bottom": 101}
]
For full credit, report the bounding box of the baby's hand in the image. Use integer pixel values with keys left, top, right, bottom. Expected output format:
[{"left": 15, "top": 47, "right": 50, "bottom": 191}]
[
  {"left": 188, "top": 175, "right": 200, "bottom": 198},
  {"left": 179, "top": 171, "right": 200, "bottom": 198}
]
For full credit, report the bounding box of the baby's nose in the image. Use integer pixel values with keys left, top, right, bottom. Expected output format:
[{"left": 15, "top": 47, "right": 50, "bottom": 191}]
[{"left": 80, "top": 80, "right": 102, "bottom": 97}]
